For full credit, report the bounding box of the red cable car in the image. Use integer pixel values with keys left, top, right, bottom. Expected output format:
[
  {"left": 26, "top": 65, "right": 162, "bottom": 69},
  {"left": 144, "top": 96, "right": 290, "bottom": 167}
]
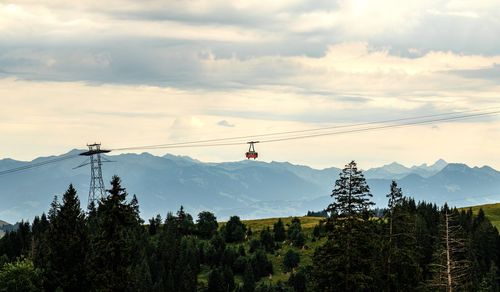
[{"left": 245, "top": 141, "right": 259, "bottom": 159}]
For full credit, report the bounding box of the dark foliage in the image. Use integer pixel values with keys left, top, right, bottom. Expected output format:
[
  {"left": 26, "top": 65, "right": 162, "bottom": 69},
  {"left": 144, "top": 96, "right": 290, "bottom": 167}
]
[
  {"left": 260, "top": 227, "right": 275, "bottom": 252},
  {"left": 305, "top": 210, "right": 328, "bottom": 217},
  {"left": 273, "top": 219, "right": 286, "bottom": 242},
  {"left": 197, "top": 211, "right": 218, "bottom": 240},
  {"left": 283, "top": 249, "right": 300, "bottom": 272},
  {"left": 287, "top": 218, "right": 305, "bottom": 247},
  {"left": 223, "top": 216, "right": 247, "bottom": 243}
]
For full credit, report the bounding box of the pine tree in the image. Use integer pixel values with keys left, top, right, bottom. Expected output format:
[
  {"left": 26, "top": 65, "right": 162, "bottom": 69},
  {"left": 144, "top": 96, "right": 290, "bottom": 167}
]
[
  {"left": 283, "top": 249, "right": 300, "bottom": 272},
  {"left": 0, "top": 225, "right": 30, "bottom": 262},
  {"left": 177, "top": 236, "right": 200, "bottom": 292},
  {"left": 327, "top": 161, "right": 374, "bottom": 218},
  {"left": 472, "top": 209, "right": 500, "bottom": 276},
  {"left": 148, "top": 214, "right": 162, "bottom": 236},
  {"left": 31, "top": 213, "right": 49, "bottom": 272},
  {"left": 224, "top": 216, "right": 247, "bottom": 243},
  {"left": 287, "top": 218, "right": 305, "bottom": 247},
  {"left": 251, "top": 249, "right": 273, "bottom": 278},
  {"left": 242, "top": 262, "right": 256, "bottom": 292},
  {"left": 273, "top": 219, "right": 286, "bottom": 242},
  {"left": 313, "top": 160, "right": 379, "bottom": 291},
  {"left": 87, "top": 176, "right": 146, "bottom": 291},
  {"left": 384, "top": 181, "right": 421, "bottom": 291},
  {"left": 157, "top": 209, "right": 199, "bottom": 291},
  {"left": 176, "top": 206, "right": 195, "bottom": 236},
  {"left": 44, "top": 184, "right": 88, "bottom": 291},
  {"left": 207, "top": 232, "right": 226, "bottom": 266},
  {"left": 197, "top": 211, "right": 218, "bottom": 240},
  {"left": 260, "top": 227, "right": 275, "bottom": 252}
]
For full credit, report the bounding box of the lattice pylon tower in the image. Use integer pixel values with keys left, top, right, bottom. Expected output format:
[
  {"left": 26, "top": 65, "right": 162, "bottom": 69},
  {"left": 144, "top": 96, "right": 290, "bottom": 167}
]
[{"left": 79, "top": 143, "right": 111, "bottom": 208}]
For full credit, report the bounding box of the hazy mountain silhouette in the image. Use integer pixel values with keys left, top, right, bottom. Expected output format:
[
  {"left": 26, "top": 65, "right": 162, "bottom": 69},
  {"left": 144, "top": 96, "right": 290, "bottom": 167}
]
[
  {"left": 0, "top": 219, "right": 13, "bottom": 238},
  {"left": 1, "top": 151, "right": 498, "bottom": 223},
  {"left": 364, "top": 159, "right": 448, "bottom": 179}
]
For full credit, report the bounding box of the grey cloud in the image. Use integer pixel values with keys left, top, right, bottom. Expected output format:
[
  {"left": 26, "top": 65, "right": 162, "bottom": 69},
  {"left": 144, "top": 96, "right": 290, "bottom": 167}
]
[
  {"left": 1, "top": 0, "right": 500, "bottom": 89},
  {"left": 103, "top": 0, "right": 339, "bottom": 28},
  {"left": 322, "top": 95, "right": 371, "bottom": 104},
  {"left": 453, "top": 64, "right": 500, "bottom": 82},
  {"left": 217, "top": 120, "right": 235, "bottom": 127},
  {"left": 85, "top": 110, "right": 171, "bottom": 118},
  {"left": 370, "top": 12, "right": 500, "bottom": 56},
  {"left": 207, "top": 103, "right": 458, "bottom": 124},
  {"left": 1, "top": 39, "right": 310, "bottom": 88}
]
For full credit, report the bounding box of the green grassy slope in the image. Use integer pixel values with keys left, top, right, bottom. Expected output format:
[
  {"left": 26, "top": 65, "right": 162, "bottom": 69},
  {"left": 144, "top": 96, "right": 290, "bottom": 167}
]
[
  {"left": 202, "top": 216, "right": 325, "bottom": 287},
  {"left": 463, "top": 202, "right": 500, "bottom": 229},
  {"left": 241, "top": 216, "right": 323, "bottom": 232},
  {"left": 243, "top": 216, "right": 325, "bottom": 284}
]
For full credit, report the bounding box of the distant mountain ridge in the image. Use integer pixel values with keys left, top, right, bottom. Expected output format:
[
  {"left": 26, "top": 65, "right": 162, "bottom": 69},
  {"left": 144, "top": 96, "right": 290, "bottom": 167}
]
[
  {"left": 0, "top": 220, "right": 13, "bottom": 238},
  {"left": 1, "top": 151, "right": 499, "bottom": 224},
  {"left": 364, "top": 159, "right": 448, "bottom": 179}
]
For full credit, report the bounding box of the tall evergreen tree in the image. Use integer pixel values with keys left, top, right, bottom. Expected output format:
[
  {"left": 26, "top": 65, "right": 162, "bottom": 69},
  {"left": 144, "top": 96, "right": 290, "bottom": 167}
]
[
  {"left": 327, "top": 161, "right": 374, "bottom": 218},
  {"left": 197, "top": 211, "right": 218, "bottom": 240},
  {"left": 44, "top": 184, "right": 88, "bottom": 291},
  {"left": 384, "top": 181, "right": 421, "bottom": 291},
  {"left": 224, "top": 216, "right": 247, "bottom": 243},
  {"left": 260, "top": 227, "right": 275, "bottom": 252},
  {"left": 0, "top": 220, "right": 31, "bottom": 262},
  {"left": 176, "top": 206, "right": 195, "bottom": 236},
  {"left": 251, "top": 249, "right": 273, "bottom": 278},
  {"left": 87, "top": 176, "right": 146, "bottom": 291},
  {"left": 283, "top": 249, "right": 300, "bottom": 272},
  {"left": 287, "top": 218, "right": 305, "bottom": 247},
  {"left": 176, "top": 236, "right": 200, "bottom": 292},
  {"left": 273, "top": 219, "right": 286, "bottom": 242},
  {"left": 31, "top": 213, "right": 49, "bottom": 271},
  {"left": 148, "top": 214, "right": 162, "bottom": 236},
  {"left": 157, "top": 209, "right": 199, "bottom": 291},
  {"left": 313, "top": 160, "right": 379, "bottom": 291}
]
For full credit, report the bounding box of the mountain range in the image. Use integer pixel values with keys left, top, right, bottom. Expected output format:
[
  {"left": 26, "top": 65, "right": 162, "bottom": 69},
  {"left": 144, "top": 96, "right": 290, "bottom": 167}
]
[{"left": 1, "top": 150, "right": 500, "bottom": 224}]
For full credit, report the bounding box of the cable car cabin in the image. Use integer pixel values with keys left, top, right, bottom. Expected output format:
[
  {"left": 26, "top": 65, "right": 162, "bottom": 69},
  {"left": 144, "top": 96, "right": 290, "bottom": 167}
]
[
  {"left": 246, "top": 151, "right": 258, "bottom": 159},
  {"left": 245, "top": 141, "right": 259, "bottom": 159}
]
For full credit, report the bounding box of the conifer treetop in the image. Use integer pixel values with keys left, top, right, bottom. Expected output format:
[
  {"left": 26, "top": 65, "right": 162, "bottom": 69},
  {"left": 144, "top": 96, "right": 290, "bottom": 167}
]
[{"left": 327, "top": 160, "right": 374, "bottom": 218}]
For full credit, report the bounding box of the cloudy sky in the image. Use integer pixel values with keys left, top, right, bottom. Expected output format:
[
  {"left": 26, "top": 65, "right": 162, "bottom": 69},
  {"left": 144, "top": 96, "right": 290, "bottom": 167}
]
[{"left": 1, "top": 0, "right": 500, "bottom": 169}]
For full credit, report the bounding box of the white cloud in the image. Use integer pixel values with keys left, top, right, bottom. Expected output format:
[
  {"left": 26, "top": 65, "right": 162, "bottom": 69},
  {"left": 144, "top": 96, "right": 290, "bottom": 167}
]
[
  {"left": 0, "top": 77, "right": 499, "bottom": 169},
  {"left": 1, "top": 0, "right": 500, "bottom": 168}
]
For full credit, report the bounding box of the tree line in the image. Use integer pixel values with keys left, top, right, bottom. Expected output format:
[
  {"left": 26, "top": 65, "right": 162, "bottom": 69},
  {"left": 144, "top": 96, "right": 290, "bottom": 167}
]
[{"left": 1, "top": 161, "right": 499, "bottom": 291}]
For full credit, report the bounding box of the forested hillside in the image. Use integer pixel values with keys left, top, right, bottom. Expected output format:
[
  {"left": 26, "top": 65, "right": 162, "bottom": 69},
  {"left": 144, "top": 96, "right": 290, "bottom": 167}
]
[{"left": 1, "top": 161, "right": 499, "bottom": 291}]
